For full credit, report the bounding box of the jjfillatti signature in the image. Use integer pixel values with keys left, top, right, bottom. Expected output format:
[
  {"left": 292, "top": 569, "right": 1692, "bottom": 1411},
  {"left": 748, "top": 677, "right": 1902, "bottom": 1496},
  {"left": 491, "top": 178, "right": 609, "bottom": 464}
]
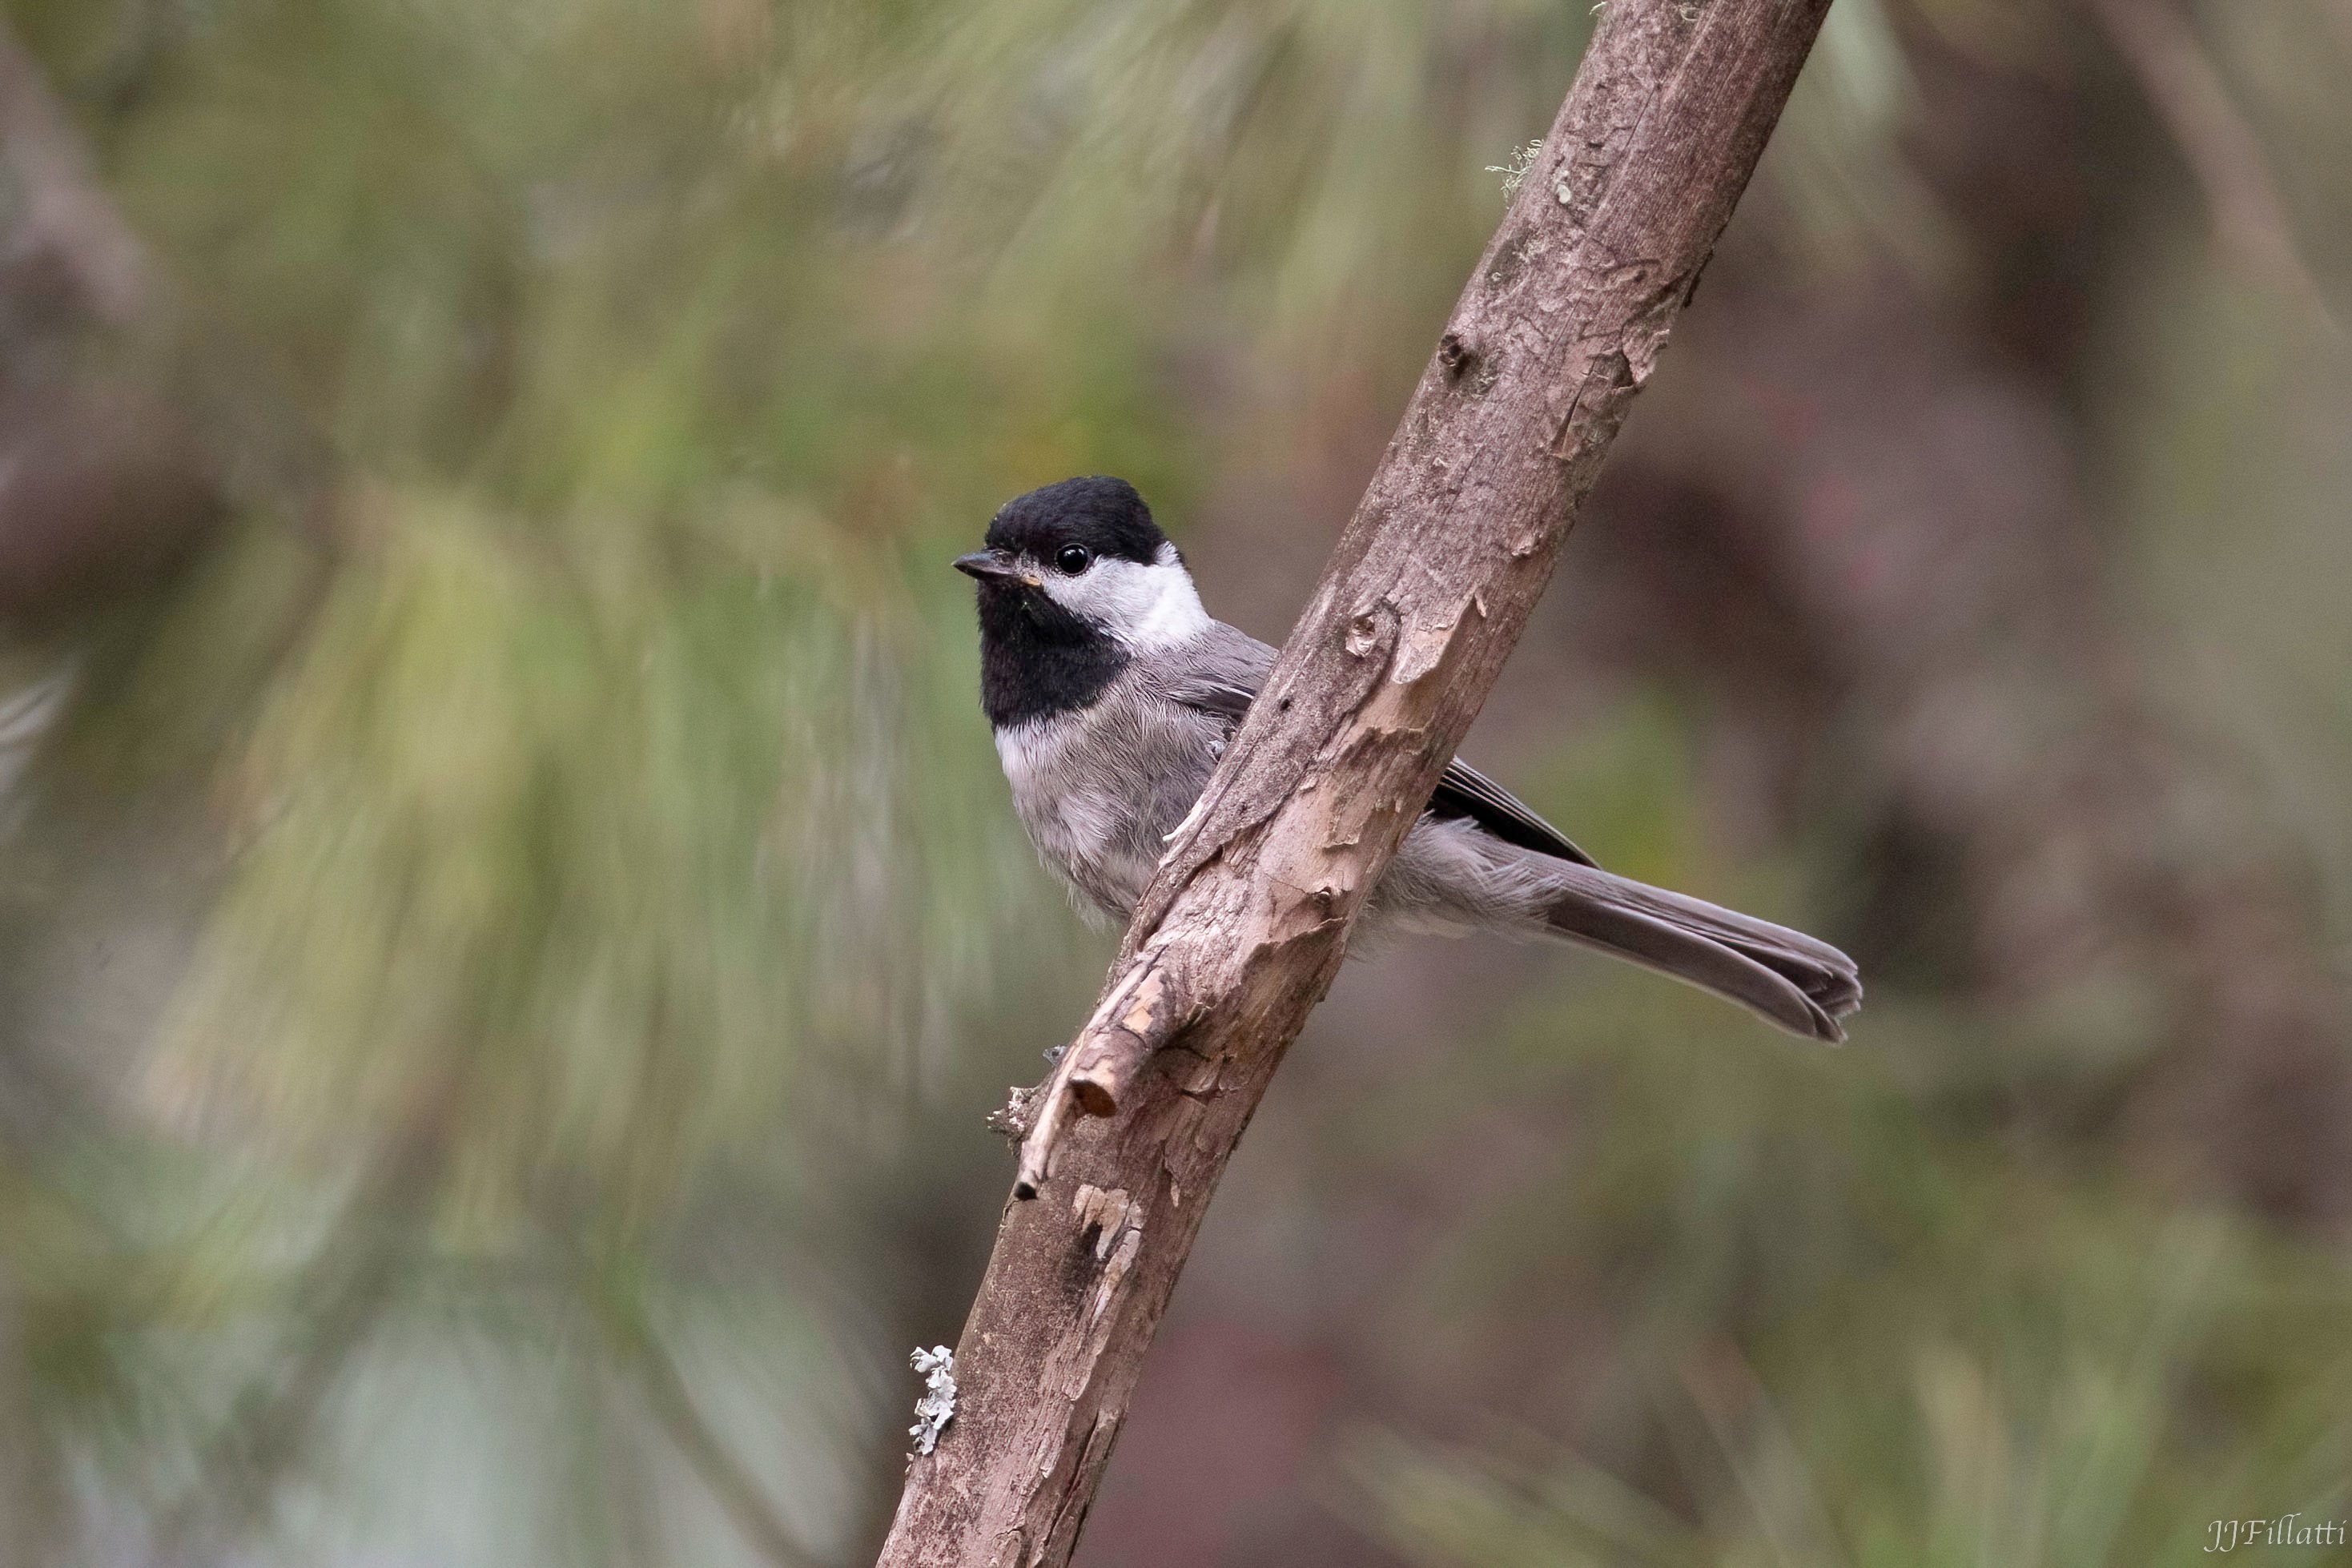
[{"left": 2206, "top": 1515, "right": 2347, "bottom": 1553}]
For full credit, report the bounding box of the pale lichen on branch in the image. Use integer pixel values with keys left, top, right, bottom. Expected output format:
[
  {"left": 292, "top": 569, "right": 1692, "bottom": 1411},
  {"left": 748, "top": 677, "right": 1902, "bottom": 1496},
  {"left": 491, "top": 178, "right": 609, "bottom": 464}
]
[{"left": 906, "top": 1346, "right": 956, "bottom": 1457}]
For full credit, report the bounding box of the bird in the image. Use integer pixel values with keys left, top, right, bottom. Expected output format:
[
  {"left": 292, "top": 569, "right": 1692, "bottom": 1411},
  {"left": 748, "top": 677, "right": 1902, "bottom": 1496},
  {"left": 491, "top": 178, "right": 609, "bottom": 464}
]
[{"left": 955, "top": 475, "right": 1861, "bottom": 1042}]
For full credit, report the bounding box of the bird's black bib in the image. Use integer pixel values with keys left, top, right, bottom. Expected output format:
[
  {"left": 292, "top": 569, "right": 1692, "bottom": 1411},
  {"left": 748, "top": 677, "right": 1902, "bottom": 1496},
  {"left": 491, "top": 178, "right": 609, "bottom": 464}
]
[{"left": 976, "top": 584, "right": 1128, "bottom": 728}]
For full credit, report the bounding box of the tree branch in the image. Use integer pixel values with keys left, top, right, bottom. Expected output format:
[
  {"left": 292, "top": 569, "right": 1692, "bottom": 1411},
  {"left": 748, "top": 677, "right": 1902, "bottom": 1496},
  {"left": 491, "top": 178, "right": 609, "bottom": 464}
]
[
  {"left": 1014, "top": 950, "right": 1192, "bottom": 1197},
  {"left": 875, "top": 3, "right": 1834, "bottom": 1564}
]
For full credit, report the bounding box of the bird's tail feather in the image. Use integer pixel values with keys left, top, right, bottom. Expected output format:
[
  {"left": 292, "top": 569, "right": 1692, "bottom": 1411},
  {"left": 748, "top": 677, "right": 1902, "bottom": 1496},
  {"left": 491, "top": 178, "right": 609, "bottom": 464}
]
[{"left": 1536, "top": 862, "right": 1861, "bottom": 1043}]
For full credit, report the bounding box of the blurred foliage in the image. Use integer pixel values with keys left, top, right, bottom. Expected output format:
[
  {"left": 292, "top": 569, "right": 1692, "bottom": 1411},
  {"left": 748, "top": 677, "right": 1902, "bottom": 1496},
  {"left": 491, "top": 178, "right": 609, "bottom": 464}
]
[
  {"left": 0, "top": 0, "right": 2347, "bottom": 1564},
  {"left": 1346, "top": 979, "right": 2352, "bottom": 1567},
  {"left": 0, "top": 0, "right": 1613, "bottom": 1558}
]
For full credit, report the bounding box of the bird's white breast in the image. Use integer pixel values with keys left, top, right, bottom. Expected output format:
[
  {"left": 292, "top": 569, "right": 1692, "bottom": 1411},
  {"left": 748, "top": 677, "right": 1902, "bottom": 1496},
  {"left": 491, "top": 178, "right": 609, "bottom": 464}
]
[{"left": 994, "top": 714, "right": 1151, "bottom": 920}]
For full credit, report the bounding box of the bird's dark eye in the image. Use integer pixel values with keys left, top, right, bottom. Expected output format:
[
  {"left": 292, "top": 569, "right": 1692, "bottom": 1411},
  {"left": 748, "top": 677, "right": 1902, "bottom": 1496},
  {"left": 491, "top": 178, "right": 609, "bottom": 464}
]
[{"left": 1055, "top": 544, "right": 1092, "bottom": 574}]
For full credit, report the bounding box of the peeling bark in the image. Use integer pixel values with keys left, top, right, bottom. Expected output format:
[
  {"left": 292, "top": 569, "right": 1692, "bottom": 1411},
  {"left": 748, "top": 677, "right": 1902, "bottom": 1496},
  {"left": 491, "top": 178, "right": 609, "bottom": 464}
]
[{"left": 873, "top": 3, "right": 1835, "bottom": 1564}]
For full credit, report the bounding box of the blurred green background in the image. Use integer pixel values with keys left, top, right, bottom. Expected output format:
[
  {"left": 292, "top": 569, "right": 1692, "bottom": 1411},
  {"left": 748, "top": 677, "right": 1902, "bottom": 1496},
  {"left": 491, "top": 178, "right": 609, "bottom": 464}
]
[{"left": 1, "top": 0, "right": 2348, "bottom": 1563}]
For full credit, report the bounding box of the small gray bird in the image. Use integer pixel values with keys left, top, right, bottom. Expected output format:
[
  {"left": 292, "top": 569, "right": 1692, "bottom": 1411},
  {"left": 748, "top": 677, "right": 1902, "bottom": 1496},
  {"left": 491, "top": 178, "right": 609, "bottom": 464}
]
[{"left": 957, "top": 476, "right": 1861, "bottom": 1042}]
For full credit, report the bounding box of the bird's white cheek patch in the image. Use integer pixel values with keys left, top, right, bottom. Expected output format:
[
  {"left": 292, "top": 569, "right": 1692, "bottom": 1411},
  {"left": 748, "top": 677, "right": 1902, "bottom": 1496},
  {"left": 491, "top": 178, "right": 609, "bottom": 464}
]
[{"left": 1039, "top": 557, "right": 1210, "bottom": 652}]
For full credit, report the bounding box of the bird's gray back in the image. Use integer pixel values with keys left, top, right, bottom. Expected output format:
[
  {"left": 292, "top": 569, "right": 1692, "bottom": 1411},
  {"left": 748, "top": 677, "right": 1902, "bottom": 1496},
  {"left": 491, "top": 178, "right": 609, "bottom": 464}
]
[{"left": 993, "top": 617, "right": 1562, "bottom": 939}]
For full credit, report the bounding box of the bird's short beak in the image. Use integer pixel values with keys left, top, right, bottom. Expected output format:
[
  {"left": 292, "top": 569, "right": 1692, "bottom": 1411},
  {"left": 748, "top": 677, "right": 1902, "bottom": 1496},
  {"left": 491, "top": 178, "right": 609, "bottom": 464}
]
[{"left": 954, "top": 549, "right": 1036, "bottom": 585}]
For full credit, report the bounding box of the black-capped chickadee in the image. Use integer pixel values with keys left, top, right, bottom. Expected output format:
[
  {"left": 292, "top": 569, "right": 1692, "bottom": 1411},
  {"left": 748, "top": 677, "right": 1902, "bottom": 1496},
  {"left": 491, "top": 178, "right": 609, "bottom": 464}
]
[{"left": 957, "top": 476, "right": 1861, "bottom": 1041}]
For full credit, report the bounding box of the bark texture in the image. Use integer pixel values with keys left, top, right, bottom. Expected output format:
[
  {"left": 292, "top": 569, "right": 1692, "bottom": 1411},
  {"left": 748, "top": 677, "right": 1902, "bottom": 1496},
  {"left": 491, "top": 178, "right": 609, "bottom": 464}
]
[{"left": 875, "top": 3, "right": 1835, "bottom": 1563}]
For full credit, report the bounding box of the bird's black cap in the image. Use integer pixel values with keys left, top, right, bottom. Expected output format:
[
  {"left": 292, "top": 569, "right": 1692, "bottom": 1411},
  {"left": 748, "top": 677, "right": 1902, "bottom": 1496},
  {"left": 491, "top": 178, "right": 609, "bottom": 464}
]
[{"left": 984, "top": 476, "right": 1168, "bottom": 565}]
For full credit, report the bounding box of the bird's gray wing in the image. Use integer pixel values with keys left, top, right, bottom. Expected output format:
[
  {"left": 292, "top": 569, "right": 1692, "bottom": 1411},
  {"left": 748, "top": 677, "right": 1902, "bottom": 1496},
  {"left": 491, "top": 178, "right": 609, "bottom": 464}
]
[
  {"left": 1163, "top": 621, "right": 1597, "bottom": 868},
  {"left": 1157, "top": 621, "right": 1276, "bottom": 726},
  {"left": 1430, "top": 755, "right": 1597, "bottom": 866}
]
